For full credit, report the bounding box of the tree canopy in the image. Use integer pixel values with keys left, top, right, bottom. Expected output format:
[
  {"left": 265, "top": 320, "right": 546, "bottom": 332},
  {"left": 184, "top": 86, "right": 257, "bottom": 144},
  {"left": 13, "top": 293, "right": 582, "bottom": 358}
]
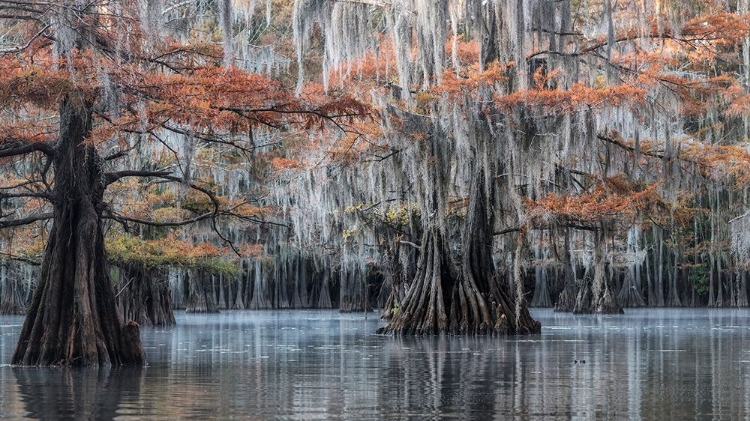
[{"left": 0, "top": 0, "right": 367, "bottom": 366}]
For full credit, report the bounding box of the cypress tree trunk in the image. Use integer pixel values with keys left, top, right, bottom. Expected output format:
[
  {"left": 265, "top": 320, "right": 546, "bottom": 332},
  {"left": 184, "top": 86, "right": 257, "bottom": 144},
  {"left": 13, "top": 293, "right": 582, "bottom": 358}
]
[
  {"left": 232, "top": 261, "right": 247, "bottom": 310},
  {"left": 554, "top": 229, "right": 577, "bottom": 312},
  {"left": 530, "top": 245, "right": 553, "bottom": 307},
  {"left": 715, "top": 253, "right": 725, "bottom": 307},
  {"left": 0, "top": 261, "right": 27, "bottom": 315},
  {"left": 617, "top": 226, "right": 646, "bottom": 307},
  {"left": 655, "top": 226, "right": 666, "bottom": 306},
  {"left": 618, "top": 266, "right": 646, "bottom": 308},
  {"left": 311, "top": 266, "right": 334, "bottom": 309},
  {"left": 665, "top": 246, "right": 683, "bottom": 307},
  {"left": 339, "top": 265, "right": 371, "bottom": 312},
  {"left": 739, "top": 271, "right": 749, "bottom": 307},
  {"left": 249, "top": 259, "right": 274, "bottom": 309},
  {"left": 573, "top": 229, "right": 623, "bottom": 314},
  {"left": 184, "top": 269, "right": 219, "bottom": 313},
  {"left": 114, "top": 264, "right": 176, "bottom": 326},
  {"left": 12, "top": 99, "right": 145, "bottom": 366},
  {"left": 379, "top": 166, "right": 539, "bottom": 335}
]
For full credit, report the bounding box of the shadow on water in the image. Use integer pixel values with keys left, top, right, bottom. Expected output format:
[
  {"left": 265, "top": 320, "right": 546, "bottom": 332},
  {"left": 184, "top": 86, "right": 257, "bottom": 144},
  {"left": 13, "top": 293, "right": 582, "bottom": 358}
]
[{"left": 12, "top": 366, "right": 143, "bottom": 421}]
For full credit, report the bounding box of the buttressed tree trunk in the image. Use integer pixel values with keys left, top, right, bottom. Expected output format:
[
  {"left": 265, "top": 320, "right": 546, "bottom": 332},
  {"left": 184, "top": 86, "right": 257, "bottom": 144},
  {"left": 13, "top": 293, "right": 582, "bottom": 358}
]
[
  {"left": 12, "top": 99, "right": 145, "bottom": 366},
  {"left": 115, "top": 263, "right": 176, "bottom": 326},
  {"left": 554, "top": 229, "right": 578, "bottom": 312},
  {"left": 379, "top": 141, "right": 540, "bottom": 335}
]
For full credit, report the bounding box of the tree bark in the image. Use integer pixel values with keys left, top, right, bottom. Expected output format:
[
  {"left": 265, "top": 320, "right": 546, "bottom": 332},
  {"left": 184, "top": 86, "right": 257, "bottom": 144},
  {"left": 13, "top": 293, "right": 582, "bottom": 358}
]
[
  {"left": 314, "top": 266, "right": 335, "bottom": 308},
  {"left": 554, "top": 228, "right": 577, "bottom": 312},
  {"left": 530, "top": 245, "right": 553, "bottom": 307},
  {"left": 654, "top": 226, "right": 666, "bottom": 306},
  {"left": 12, "top": 99, "right": 145, "bottom": 366},
  {"left": 114, "top": 263, "right": 176, "bottom": 326},
  {"left": 249, "top": 259, "right": 274, "bottom": 309},
  {"left": 665, "top": 246, "right": 683, "bottom": 307},
  {"left": 573, "top": 229, "right": 623, "bottom": 314},
  {"left": 184, "top": 269, "right": 219, "bottom": 313},
  {"left": 618, "top": 266, "right": 646, "bottom": 308},
  {"left": 378, "top": 166, "right": 540, "bottom": 335},
  {"left": 0, "top": 261, "right": 29, "bottom": 315},
  {"left": 339, "top": 265, "right": 372, "bottom": 312},
  {"left": 617, "top": 226, "right": 646, "bottom": 307},
  {"left": 739, "top": 271, "right": 749, "bottom": 307}
]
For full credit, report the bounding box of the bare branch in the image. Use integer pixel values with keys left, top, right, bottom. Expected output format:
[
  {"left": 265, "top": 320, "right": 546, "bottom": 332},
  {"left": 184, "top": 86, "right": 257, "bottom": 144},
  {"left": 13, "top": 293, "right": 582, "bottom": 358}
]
[
  {"left": 104, "top": 169, "right": 173, "bottom": 186},
  {"left": 0, "top": 212, "right": 52, "bottom": 229},
  {"left": 0, "top": 191, "right": 53, "bottom": 200},
  {"left": 399, "top": 240, "right": 420, "bottom": 249},
  {"left": 0, "top": 139, "right": 55, "bottom": 158},
  {"left": 0, "top": 23, "right": 49, "bottom": 54},
  {"left": 0, "top": 251, "right": 40, "bottom": 266},
  {"left": 493, "top": 227, "right": 522, "bottom": 236},
  {"left": 104, "top": 210, "right": 215, "bottom": 228}
]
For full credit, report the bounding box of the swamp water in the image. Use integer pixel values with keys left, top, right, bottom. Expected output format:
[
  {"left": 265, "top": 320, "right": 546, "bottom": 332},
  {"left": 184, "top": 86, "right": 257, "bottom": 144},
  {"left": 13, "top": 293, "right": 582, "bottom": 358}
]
[{"left": 1, "top": 309, "right": 750, "bottom": 420}]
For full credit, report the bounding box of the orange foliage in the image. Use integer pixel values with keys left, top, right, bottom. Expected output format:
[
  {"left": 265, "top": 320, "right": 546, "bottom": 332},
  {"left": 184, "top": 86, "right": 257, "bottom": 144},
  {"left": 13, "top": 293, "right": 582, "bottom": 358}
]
[
  {"left": 445, "top": 38, "right": 480, "bottom": 66},
  {"left": 270, "top": 157, "right": 300, "bottom": 170},
  {"left": 239, "top": 243, "right": 265, "bottom": 258},
  {"left": 326, "top": 36, "right": 398, "bottom": 90},
  {"left": 727, "top": 93, "right": 750, "bottom": 118},
  {"left": 496, "top": 83, "right": 647, "bottom": 113},
  {"left": 106, "top": 233, "right": 234, "bottom": 269},
  {"left": 526, "top": 176, "right": 664, "bottom": 227},
  {"left": 681, "top": 13, "right": 750, "bottom": 46},
  {"left": 681, "top": 142, "right": 750, "bottom": 184},
  {"left": 435, "top": 62, "right": 510, "bottom": 99},
  {"left": 0, "top": 120, "right": 57, "bottom": 145}
]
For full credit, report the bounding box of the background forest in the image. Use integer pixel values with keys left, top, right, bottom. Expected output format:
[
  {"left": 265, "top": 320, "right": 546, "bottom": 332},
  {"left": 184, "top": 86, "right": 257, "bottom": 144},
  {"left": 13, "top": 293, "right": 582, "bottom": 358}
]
[{"left": 1, "top": 0, "right": 750, "bottom": 331}]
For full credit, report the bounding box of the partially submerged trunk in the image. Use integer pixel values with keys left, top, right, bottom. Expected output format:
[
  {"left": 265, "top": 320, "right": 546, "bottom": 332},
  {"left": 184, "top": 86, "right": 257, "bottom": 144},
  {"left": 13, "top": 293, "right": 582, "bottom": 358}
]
[
  {"left": 339, "top": 265, "right": 372, "bottom": 312},
  {"left": 378, "top": 166, "right": 540, "bottom": 335},
  {"left": 184, "top": 269, "right": 219, "bottom": 313},
  {"left": 618, "top": 267, "right": 646, "bottom": 308},
  {"left": 311, "top": 266, "right": 334, "bottom": 308},
  {"left": 114, "top": 263, "right": 176, "bottom": 326},
  {"left": 0, "top": 261, "right": 32, "bottom": 315},
  {"left": 554, "top": 281, "right": 577, "bottom": 312},
  {"left": 380, "top": 241, "right": 412, "bottom": 320},
  {"left": 573, "top": 230, "right": 623, "bottom": 314},
  {"left": 617, "top": 226, "right": 646, "bottom": 308},
  {"left": 554, "top": 229, "right": 577, "bottom": 312},
  {"left": 12, "top": 99, "right": 145, "bottom": 366},
  {"left": 739, "top": 271, "right": 749, "bottom": 307},
  {"left": 529, "top": 246, "right": 553, "bottom": 307}
]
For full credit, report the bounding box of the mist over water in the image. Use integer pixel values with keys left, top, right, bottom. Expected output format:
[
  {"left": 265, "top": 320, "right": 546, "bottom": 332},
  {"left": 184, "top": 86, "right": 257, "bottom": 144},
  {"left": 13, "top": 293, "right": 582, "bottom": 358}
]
[{"left": 2, "top": 309, "right": 750, "bottom": 420}]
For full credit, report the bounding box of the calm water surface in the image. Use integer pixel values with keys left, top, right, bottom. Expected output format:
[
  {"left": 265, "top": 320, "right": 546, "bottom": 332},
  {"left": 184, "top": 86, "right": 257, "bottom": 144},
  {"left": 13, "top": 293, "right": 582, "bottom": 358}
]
[{"left": 1, "top": 309, "right": 750, "bottom": 420}]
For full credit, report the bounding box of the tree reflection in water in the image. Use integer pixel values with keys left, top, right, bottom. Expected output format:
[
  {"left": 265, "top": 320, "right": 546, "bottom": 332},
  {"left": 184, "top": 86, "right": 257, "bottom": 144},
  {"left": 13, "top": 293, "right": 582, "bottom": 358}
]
[
  {"left": 13, "top": 367, "right": 142, "bottom": 420},
  {"left": 3, "top": 310, "right": 750, "bottom": 419}
]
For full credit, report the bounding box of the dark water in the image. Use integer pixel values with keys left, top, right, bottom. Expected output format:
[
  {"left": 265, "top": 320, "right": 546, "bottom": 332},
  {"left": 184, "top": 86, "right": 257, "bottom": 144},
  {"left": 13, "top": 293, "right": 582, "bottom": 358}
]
[{"left": 2, "top": 309, "right": 750, "bottom": 420}]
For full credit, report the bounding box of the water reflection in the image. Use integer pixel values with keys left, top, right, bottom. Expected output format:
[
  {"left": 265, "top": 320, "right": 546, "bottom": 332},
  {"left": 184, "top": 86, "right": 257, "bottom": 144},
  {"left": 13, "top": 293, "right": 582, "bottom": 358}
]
[
  {"left": 2, "top": 309, "right": 750, "bottom": 419},
  {"left": 10, "top": 366, "right": 142, "bottom": 420}
]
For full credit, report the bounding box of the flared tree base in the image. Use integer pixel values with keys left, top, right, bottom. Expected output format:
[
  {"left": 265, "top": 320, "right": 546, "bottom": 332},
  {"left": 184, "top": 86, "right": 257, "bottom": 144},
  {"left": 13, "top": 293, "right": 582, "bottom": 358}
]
[
  {"left": 554, "top": 283, "right": 577, "bottom": 312},
  {"left": 115, "top": 264, "right": 176, "bottom": 326},
  {"left": 376, "top": 229, "right": 540, "bottom": 336},
  {"left": 573, "top": 283, "right": 623, "bottom": 315},
  {"left": 12, "top": 217, "right": 146, "bottom": 367}
]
